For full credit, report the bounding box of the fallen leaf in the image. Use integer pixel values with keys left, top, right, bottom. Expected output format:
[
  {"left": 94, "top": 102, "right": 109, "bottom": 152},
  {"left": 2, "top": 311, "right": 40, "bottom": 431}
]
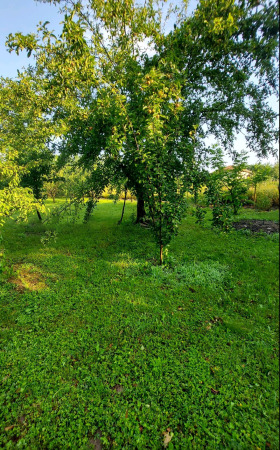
[
  {"left": 5, "top": 425, "right": 16, "bottom": 431},
  {"left": 113, "top": 384, "right": 124, "bottom": 393},
  {"left": 163, "top": 431, "right": 173, "bottom": 448},
  {"left": 211, "top": 388, "right": 220, "bottom": 395}
]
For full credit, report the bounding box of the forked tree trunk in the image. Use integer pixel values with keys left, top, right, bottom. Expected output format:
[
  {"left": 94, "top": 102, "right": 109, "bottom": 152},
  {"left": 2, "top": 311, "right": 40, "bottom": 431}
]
[{"left": 136, "top": 192, "right": 146, "bottom": 223}]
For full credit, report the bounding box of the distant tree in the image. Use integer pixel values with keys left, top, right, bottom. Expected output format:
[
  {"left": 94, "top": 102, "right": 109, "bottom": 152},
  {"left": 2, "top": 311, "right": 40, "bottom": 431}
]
[
  {"left": 222, "top": 154, "right": 249, "bottom": 215},
  {"left": 249, "top": 164, "right": 272, "bottom": 206},
  {"left": 44, "top": 169, "right": 64, "bottom": 202},
  {"left": 271, "top": 162, "right": 279, "bottom": 187},
  {"left": 205, "top": 149, "right": 249, "bottom": 230}
]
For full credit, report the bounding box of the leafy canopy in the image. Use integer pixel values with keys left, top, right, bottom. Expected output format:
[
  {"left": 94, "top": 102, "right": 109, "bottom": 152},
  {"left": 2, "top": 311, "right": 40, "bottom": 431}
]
[{"left": 4, "top": 0, "right": 279, "bottom": 260}]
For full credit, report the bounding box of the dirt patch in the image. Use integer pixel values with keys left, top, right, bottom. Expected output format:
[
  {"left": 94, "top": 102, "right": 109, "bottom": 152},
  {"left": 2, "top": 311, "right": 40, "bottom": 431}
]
[
  {"left": 88, "top": 430, "right": 103, "bottom": 449},
  {"left": 232, "top": 219, "right": 279, "bottom": 234},
  {"left": 9, "top": 264, "right": 47, "bottom": 292}
]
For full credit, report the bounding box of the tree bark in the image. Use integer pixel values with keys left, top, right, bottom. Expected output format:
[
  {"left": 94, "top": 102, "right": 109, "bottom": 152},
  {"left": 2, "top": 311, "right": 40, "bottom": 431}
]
[
  {"left": 36, "top": 209, "right": 42, "bottom": 221},
  {"left": 160, "top": 244, "right": 163, "bottom": 266},
  {"left": 254, "top": 185, "right": 257, "bottom": 207},
  {"left": 136, "top": 192, "right": 146, "bottom": 223},
  {"left": 118, "top": 188, "right": 127, "bottom": 225}
]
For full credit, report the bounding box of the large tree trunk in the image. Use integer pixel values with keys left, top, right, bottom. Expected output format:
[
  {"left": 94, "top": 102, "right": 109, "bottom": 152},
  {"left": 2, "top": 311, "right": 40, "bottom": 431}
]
[{"left": 136, "top": 192, "right": 146, "bottom": 223}]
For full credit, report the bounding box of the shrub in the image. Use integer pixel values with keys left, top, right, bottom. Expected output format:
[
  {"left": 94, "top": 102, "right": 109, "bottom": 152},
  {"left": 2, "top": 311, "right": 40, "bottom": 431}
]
[
  {"left": 255, "top": 192, "right": 273, "bottom": 210},
  {"left": 247, "top": 181, "right": 279, "bottom": 209}
]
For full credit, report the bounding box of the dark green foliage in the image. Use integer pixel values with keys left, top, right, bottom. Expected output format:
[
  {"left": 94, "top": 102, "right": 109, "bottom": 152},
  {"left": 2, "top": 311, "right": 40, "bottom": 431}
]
[
  {"left": 83, "top": 198, "right": 97, "bottom": 223},
  {"left": 19, "top": 149, "right": 54, "bottom": 200},
  {"left": 205, "top": 150, "right": 250, "bottom": 230},
  {"left": 212, "top": 202, "right": 233, "bottom": 232},
  {"left": 193, "top": 205, "right": 207, "bottom": 225}
]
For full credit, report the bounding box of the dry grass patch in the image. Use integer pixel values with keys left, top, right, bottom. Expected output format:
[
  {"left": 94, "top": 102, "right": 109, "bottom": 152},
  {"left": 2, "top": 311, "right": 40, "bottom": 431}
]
[{"left": 9, "top": 263, "right": 47, "bottom": 292}]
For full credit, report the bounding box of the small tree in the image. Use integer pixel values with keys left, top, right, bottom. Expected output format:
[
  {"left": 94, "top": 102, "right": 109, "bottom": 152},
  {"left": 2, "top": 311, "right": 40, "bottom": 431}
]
[
  {"left": 222, "top": 155, "right": 249, "bottom": 215},
  {"left": 249, "top": 164, "right": 272, "bottom": 206},
  {"left": 205, "top": 149, "right": 249, "bottom": 230}
]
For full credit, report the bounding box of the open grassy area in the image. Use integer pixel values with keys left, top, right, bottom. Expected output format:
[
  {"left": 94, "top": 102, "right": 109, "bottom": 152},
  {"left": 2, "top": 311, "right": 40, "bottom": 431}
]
[{"left": 0, "top": 200, "right": 279, "bottom": 449}]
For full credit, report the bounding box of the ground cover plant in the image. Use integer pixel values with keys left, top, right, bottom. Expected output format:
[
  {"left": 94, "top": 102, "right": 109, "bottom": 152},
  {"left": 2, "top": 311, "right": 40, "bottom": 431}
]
[{"left": 0, "top": 200, "right": 279, "bottom": 448}]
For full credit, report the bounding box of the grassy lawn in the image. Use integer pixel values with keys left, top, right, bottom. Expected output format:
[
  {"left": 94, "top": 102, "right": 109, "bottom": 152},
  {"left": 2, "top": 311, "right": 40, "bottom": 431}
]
[{"left": 0, "top": 200, "right": 279, "bottom": 449}]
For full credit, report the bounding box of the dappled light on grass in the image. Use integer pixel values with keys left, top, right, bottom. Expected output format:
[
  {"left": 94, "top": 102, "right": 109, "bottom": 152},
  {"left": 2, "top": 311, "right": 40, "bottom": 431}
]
[{"left": 111, "top": 253, "right": 142, "bottom": 270}]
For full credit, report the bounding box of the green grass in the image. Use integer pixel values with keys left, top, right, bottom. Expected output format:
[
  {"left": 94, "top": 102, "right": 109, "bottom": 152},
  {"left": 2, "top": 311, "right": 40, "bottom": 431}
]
[{"left": 0, "top": 200, "right": 279, "bottom": 449}]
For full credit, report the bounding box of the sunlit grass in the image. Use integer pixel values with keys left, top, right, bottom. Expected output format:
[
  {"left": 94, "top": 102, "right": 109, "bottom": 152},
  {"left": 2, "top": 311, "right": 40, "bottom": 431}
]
[{"left": 0, "top": 200, "right": 278, "bottom": 449}]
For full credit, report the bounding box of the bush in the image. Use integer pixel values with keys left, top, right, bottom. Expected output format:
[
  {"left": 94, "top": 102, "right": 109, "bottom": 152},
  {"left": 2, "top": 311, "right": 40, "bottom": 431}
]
[{"left": 255, "top": 192, "right": 273, "bottom": 210}]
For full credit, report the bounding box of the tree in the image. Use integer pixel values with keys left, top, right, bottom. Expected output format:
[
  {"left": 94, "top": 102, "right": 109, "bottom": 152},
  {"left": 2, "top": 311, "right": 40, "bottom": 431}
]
[
  {"left": 0, "top": 75, "right": 61, "bottom": 222},
  {"left": 221, "top": 154, "right": 249, "bottom": 215},
  {"left": 0, "top": 153, "right": 44, "bottom": 229},
  {"left": 6, "top": 0, "right": 279, "bottom": 263},
  {"left": 0, "top": 77, "right": 49, "bottom": 228},
  {"left": 204, "top": 149, "right": 249, "bottom": 230},
  {"left": 249, "top": 163, "right": 272, "bottom": 206}
]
